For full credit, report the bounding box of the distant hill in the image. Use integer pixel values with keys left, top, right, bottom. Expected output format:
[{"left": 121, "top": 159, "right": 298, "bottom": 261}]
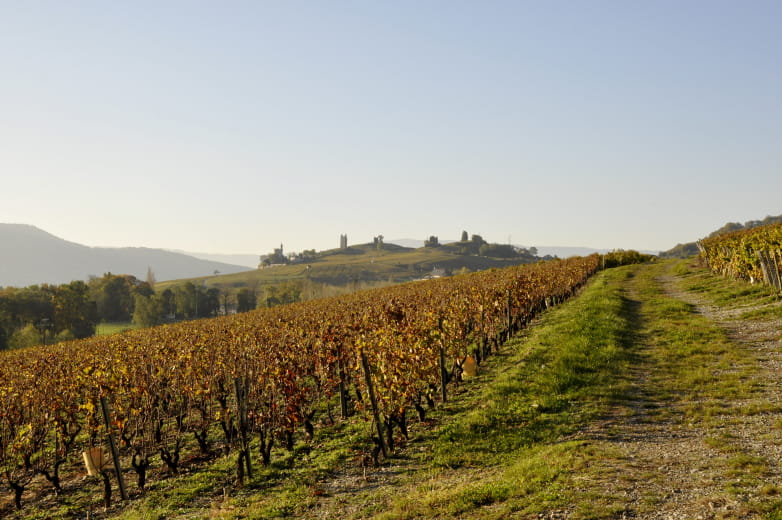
[
  {"left": 704, "top": 215, "right": 782, "bottom": 238},
  {"left": 156, "top": 240, "right": 540, "bottom": 295},
  {"left": 660, "top": 214, "right": 782, "bottom": 258},
  {"left": 658, "top": 242, "right": 700, "bottom": 259},
  {"left": 388, "top": 240, "right": 653, "bottom": 259},
  {"left": 0, "top": 224, "right": 251, "bottom": 287},
  {"left": 533, "top": 246, "right": 608, "bottom": 258},
  {"left": 388, "top": 238, "right": 459, "bottom": 249}
]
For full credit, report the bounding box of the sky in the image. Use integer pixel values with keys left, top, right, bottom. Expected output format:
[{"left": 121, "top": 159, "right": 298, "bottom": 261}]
[{"left": 1, "top": 1, "right": 780, "bottom": 255}]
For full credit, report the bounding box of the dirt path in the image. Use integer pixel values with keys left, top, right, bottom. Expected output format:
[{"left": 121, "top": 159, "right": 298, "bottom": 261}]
[
  {"left": 656, "top": 274, "right": 782, "bottom": 518},
  {"left": 573, "top": 269, "right": 782, "bottom": 519}
]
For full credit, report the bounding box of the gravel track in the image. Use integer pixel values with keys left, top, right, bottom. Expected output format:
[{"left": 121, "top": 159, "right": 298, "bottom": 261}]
[{"left": 569, "top": 273, "right": 782, "bottom": 520}]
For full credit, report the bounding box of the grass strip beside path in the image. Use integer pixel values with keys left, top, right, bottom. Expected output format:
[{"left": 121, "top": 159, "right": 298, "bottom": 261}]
[
  {"left": 373, "top": 266, "right": 640, "bottom": 519},
  {"left": 375, "top": 259, "right": 780, "bottom": 519}
]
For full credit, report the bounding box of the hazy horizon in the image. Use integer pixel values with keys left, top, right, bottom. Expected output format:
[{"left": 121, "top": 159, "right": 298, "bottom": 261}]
[
  {"left": 2, "top": 2, "right": 780, "bottom": 255},
  {"left": 4, "top": 222, "right": 644, "bottom": 262}
]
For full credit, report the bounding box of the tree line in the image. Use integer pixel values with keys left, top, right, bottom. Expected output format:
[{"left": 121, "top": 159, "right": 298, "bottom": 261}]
[
  {"left": 0, "top": 273, "right": 157, "bottom": 349},
  {"left": 0, "top": 273, "right": 309, "bottom": 350}
]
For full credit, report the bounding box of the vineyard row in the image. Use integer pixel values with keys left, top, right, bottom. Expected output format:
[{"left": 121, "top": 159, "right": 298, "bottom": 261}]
[
  {"left": 698, "top": 222, "right": 782, "bottom": 290},
  {"left": 0, "top": 255, "right": 600, "bottom": 511}
]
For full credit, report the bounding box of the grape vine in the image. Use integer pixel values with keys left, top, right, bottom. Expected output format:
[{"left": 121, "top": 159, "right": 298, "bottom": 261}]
[
  {"left": 698, "top": 222, "right": 782, "bottom": 289},
  {"left": 0, "top": 255, "right": 600, "bottom": 511}
]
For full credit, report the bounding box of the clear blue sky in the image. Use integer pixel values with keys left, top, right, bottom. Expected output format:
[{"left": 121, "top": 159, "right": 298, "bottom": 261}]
[{"left": 2, "top": 1, "right": 780, "bottom": 255}]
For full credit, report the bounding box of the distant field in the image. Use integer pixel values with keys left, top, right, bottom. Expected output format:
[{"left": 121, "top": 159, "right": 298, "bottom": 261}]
[
  {"left": 95, "top": 322, "right": 139, "bottom": 335},
  {"left": 156, "top": 243, "right": 535, "bottom": 293}
]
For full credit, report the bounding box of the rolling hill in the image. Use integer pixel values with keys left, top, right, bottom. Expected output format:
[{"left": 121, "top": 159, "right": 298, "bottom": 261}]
[
  {"left": 0, "top": 224, "right": 251, "bottom": 287},
  {"left": 389, "top": 239, "right": 653, "bottom": 259},
  {"left": 155, "top": 242, "right": 539, "bottom": 295}
]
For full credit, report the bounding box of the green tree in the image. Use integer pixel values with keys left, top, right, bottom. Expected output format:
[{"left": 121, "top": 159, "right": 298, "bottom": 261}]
[
  {"left": 89, "top": 274, "right": 134, "bottom": 322},
  {"left": 479, "top": 243, "right": 519, "bottom": 258},
  {"left": 0, "top": 293, "right": 14, "bottom": 350},
  {"left": 204, "top": 288, "right": 221, "bottom": 317},
  {"left": 300, "top": 249, "right": 318, "bottom": 261},
  {"left": 160, "top": 288, "right": 176, "bottom": 318},
  {"left": 53, "top": 281, "right": 97, "bottom": 339},
  {"left": 134, "top": 280, "right": 154, "bottom": 298},
  {"left": 172, "top": 283, "right": 218, "bottom": 319},
  {"left": 8, "top": 285, "right": 55, "bottom": 326},
  {"left": 283, "top": 282, "right": 301, "bottom": 304},
  {"left": 174, "top": 282, "right": 197, "bottom": 319},
  {"left": 236, "top": 288, "right": 257, "bottom": 313},
  {"left": 8, "top": 323, "right": 41, "bottom": 349},
  {"left": 461, "top": 230, "right": 468, "bottom": 242},
  {"left": 264, "top": 282, "right": 301, "bottom": 307},
  {"left": 133, "top": 293, "right": 164, "bottom": 328},
  {"left": 54, "top": 329, "right": 76, "bottom": 342}
]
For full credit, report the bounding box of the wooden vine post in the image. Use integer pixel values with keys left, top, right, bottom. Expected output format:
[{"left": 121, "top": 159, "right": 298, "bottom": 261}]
[
  {"left": 757, "top": 250, "right": 782, "bottom": 290},
  {"left": 234, "top": 377, "right": 252, "bottom": 482},
  {"left": 775, "top": 250, "right": 782, "bottom": 290},
  {"left": 506, "top": 290, "right": 513, "bottom": 340},
  {"left": 338, "top": 376, "right": 349, "bottom": 419},
  {"left": 360, "top": 351, "right": 387, "bottom": 458},
  {"left": 337, "top": 344, "right": 349, "bottom": 419},
  {"left": 439, "top": 346, "right": 448, "bottom": 403},
  {"left": 99, "top": 396, "right": 128, "bottom": 502}
]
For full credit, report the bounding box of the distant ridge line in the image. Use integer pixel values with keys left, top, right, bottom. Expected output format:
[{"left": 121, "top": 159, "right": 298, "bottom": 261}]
[{"left": 0, "top": 223, "right": 251, "bottom": 287}]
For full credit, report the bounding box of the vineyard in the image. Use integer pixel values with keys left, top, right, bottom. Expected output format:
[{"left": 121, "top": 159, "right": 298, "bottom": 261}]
[
  {"left": 697, "top": 222, "right": 782, "bottom": 290},
  {"left": 0, "top": 256, "right": 600, "bottom": 514}
]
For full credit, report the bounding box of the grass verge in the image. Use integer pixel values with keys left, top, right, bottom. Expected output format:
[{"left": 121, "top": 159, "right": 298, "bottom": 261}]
[{"left": 369, "top": 266, "right": 639, "bottom": 519}]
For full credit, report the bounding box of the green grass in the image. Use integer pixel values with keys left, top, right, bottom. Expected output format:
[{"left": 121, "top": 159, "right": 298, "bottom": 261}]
[
  {"left": 104, "top": 413, "right": 376, "bottom": 519},
  {"left": 371, "top": 266, "right": 639, "bottom": 519},
  {"left": 434, "top": 272, "right": 634, "bottom": 466},
  {"left": 95, "top": 322, "right": 139, "bottom": 335},
  {"left": 740, "top": 303, "right": 782, "bottom": 321},
  {"left": 630, "top": 265, "right": 757, "bottom": 426},
  {"left": 678, "top": 260, "right": 780, "bottom": 309},
  {"left": 374, "top": 260, "right": 776, "bottom": 519}
]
